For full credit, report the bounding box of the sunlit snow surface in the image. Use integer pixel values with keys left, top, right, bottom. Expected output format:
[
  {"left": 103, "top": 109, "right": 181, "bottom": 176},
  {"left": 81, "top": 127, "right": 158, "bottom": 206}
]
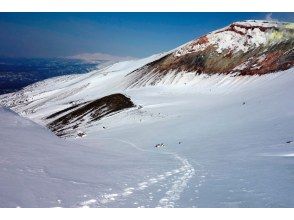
[
  {"left": 174, "top": 20, "right": 283, "bottom": 56},
  {"left": 0, "top": 57, "right": 294, "bottom": 207}
]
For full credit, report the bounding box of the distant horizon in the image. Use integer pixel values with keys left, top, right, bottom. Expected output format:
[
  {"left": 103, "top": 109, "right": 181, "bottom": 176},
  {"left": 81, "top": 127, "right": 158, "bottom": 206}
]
[
  {"left": 0, "top": 52, "right": 137, "bottom": 60},
  {"left": 0, "top": 13, "right": 293, "bottom": 59}
]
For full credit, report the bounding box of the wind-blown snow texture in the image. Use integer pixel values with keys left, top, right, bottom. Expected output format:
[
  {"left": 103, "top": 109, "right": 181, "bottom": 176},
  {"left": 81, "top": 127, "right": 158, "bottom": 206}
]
[{"left": 0, "top": 20, "right": 294, "bottom": 208}]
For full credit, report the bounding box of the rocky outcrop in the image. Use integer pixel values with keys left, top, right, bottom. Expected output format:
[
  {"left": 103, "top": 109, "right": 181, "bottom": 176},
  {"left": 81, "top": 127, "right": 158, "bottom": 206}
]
[{"left": 47, "top": 93, "right": 135, "bottom": 136}]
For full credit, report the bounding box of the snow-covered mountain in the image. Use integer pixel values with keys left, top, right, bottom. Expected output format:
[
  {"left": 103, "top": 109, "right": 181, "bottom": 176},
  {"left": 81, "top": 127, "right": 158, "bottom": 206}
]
[
  {"left": 1, "top": 20, "right": 293, "bottom": 137},
  {"left": 126, "top": 20, "right": 294, "bottom": 87},
  {"left": 0, "top": 20, "right": 294, "bottom": 207}
]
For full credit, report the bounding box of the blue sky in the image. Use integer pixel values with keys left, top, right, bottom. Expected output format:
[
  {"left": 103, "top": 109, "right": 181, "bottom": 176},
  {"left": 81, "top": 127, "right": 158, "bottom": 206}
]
[{"left": 0, "top": 13, "right": 293, "bottom": 58}]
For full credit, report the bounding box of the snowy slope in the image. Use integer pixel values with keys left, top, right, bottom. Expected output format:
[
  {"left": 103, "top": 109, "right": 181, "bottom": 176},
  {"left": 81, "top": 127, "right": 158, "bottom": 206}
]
[
  {"left": 175, "top": 20, "right": 282, "bottom": 56},
  {"left": 1, "top": 68, "right": 294, "bottom": 207},
  {"left": 0, "top": 20, "right": 294, "bottom": 207},
  {"left": 1, "top": 20, "right": 293, "bottom": 125},
  {"left": 0, "top": 107, "right": 182, "bottom": 207},
  {"left": 0, "top": 52, "right": 168, "bottom": 124}
]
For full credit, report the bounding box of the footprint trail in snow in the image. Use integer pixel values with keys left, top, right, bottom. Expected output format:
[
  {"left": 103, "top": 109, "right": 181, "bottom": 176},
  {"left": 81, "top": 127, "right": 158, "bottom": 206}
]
[
  {"left": 157, "top": 154, "right": 195, "bottom": 208},
  {"left": 77, "top": 138, "right": 198, "bottom": 208}
]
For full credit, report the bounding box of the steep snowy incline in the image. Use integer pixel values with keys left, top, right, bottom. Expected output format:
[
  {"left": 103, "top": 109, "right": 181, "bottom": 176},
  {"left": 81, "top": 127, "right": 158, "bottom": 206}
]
[
  {"left": 0, "top": 52, "right": 170, "bottom": 125},
  {"left": 75, "top": 68, "right": 294, "bottom": 207},
  {"left": 0, "top": 20, "right": 293, "bottom": 128},
  {"left": 0, "top": 20, "right": 294, "bottom": 208},
  {"left": 1, "top": 67, "right": 293, "bottom": 207},
  {"left": 0, "top": 107, "right": 187, "bottom": 207},
  {"left": 126, "top": 20, "right": 294, "bottom": 87}
]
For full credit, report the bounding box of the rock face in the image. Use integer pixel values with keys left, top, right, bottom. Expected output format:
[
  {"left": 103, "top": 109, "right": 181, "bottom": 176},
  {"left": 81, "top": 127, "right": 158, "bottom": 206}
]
[
  {"left": 126, "top": 20, "right": 294, "bottom": 87},
  {"left": 47, "top": 93, "right": 135, "bottom": 136}
]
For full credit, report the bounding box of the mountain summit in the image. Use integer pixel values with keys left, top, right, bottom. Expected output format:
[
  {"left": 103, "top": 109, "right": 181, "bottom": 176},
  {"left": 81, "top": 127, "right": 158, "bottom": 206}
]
[{"left": 126, "top": 20, "right": 294, "bottom": 87}]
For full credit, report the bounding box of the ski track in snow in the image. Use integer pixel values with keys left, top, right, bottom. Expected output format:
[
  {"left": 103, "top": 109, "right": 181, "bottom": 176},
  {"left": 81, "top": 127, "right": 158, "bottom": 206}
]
[{"left": 77, "top": 138, "right": 198, "bottom": 208}]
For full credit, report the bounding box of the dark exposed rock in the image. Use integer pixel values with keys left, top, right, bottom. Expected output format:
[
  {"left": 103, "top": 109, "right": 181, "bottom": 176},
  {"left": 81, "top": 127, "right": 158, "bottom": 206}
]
[
  {"left": 48, "top": 93, "right": 135, "bottom": 136},
  {"left": 45, "top": 103, "right": 83, "bottom": 119}
]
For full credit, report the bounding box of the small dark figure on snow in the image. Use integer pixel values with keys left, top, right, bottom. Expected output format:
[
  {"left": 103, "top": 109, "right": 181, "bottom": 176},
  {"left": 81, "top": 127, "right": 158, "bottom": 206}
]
[
  {"left": 155, "top": 143, "right": 165, "bottom": 148},
  {"left": 77, "top": 132, "right": 85, "bottom": 137}
]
